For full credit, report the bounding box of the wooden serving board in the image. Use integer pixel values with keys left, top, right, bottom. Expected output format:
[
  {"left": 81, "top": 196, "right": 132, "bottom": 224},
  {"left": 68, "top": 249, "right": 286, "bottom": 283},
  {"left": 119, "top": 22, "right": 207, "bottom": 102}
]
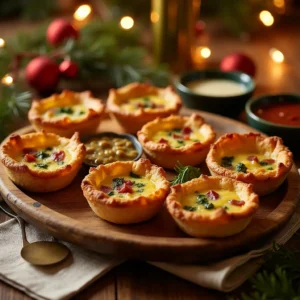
[{"left": 0, "top": 108, "right": 299, "bottom": 263}]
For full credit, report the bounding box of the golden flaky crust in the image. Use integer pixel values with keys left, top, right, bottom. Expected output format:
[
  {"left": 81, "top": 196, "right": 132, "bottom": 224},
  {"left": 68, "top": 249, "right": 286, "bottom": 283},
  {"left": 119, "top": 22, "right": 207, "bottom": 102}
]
[
  {"left": 0, "top": 131, "right": 85, "bottom": 192},
  {"left": 137, "top": 114, "right": 216, "bottom": 169},
  {"left": 166, "top": 175, "right": 259, "bottom": 237},
  {"left": 206, "top": 133, "right": 293, "bottom": 196},
  {"left": 106, "top": 82, "right": 182, "bottom": 133},
  {"left": 28, "top": 90, "right": 105, "bottom": 137},
  {"left": 81, "top": 158, "right": 170, "bottom": 224}
]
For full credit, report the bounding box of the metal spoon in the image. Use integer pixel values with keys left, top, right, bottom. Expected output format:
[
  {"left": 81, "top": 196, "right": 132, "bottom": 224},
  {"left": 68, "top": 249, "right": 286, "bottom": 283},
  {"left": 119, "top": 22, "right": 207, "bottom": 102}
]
[{"left": 0, "top": 202, "right": 70, "bottom": 266}]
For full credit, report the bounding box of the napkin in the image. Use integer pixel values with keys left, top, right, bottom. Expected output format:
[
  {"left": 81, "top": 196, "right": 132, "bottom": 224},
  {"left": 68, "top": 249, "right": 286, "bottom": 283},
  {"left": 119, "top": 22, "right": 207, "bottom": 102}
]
[
  {"left": 1, "top": 205, "right": 300, "bottom": 299},
  {"left": 0, "top": 219, "right": 123, "bottom": 300}
]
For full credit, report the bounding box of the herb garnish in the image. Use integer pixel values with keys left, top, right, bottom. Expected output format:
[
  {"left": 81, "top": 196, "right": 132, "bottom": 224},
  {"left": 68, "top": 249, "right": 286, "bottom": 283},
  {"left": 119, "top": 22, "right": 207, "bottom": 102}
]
[
  {"left": 196, "top": 194, "right": 208, "bottom": 204},
  {"left": 259, "top": 161, "right": 269, "bottom": 166},
  {"left": 112, "top": 177, "right": 124, "bottom": 188},
  {"left": 223, "top": 206, "right": 229, "bottom": 210},
  {"left": 173, "top": 128, "right": 181, "bottom": 133},
  {"left": 267, "top": 167, "right": 274, "bottom": 170},
  {"left": 36, "top": 151, "right": 50, "bottom": 159},
  {"left": 79, "top": 111, "right": 85, "bottom": 115},
  {"left": 130, "top": 172, "right": 141, "bottom": 179},
  {"left": 136, "top": 189, "right": 144, "bottom": 193},
  {"left": 45, "top": 147, "right": 53, "bottom": 151},
  {"left": 56, "top": 107, "right": 74, "bottom": 114},
  {"left": 177, "top": 140, "right": 184, "bottom": 145},
  {"left": 171, "top": 162, "right": 201, "bottom": 185},
  {"left": 57, "top": 161, "right": 64, "bottom": 165},
  {"left": 35, "top": 163, "right": 48, "bottom": 169},
  {"left": 204, "top": 202, "right": 214, "bottom": 210},
  {"left": 135, "top": 182, "right": 145, "bottom": 188},
  {"left": 236, "top": 162, "right": 247, "bottom": 173},
  {"left": 221, "top": 156, "right": 234, "bottom": 167},
  {"left": 183, "top": 205, "right": 196, "bottom": 212}
]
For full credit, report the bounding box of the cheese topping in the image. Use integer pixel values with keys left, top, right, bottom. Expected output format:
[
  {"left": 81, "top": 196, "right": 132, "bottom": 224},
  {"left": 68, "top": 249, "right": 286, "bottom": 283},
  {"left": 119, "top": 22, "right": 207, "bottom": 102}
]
[
  {"left": 43, "top": 104, "right": 87, "bottom": 121},
  {"left": 151, "top": 126, "right": 204, "bottom": 148},
  {"left": 221, "top": 153, "right": 276, "bottom": 173},
  {"left": 100, "top": 172, "right": 156, "bottom": 199},
  {"left": 17, "top": 146, "right": 72, "bottom": 171},
  {"left": 120, "top": 95, "right": 166, "bottom": 112},
  {"left": 181, "top": 189, "right": 245, "bottom": 214}
]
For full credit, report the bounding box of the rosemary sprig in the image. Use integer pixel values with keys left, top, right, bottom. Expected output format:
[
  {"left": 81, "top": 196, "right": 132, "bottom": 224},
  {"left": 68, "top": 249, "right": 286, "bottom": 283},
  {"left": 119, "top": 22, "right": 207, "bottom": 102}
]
[{"left": 171, "top": 162, "right": 201, "bottom": 185}]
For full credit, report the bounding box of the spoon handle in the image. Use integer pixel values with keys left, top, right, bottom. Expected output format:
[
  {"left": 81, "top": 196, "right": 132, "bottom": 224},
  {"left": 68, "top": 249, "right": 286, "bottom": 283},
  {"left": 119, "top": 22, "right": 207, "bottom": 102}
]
[{"left": 0, "top": 201, "right": 29, "bottom": 246}]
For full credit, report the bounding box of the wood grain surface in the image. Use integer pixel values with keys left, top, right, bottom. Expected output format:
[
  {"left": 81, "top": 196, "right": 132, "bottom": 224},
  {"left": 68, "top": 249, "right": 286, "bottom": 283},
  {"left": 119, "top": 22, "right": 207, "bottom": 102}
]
[{"left": 0, "top": 108, "right": 299, "bottom": 263}]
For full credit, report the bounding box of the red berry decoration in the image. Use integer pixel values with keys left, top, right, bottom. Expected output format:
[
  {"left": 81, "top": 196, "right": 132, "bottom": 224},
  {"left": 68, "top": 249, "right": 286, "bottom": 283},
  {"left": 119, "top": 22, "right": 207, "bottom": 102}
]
[
  {"left": 220, "top": 53, "right": 256, "bottom": 77},
  {"left": 25, "top": 56, "right": 60, "bottom": 92},
  {"left": 195, "top": 20, "right": 206, "bottom": 36},
  {"left": 59, "top": 60, "right": 79, "bottom": 78},
  {"left": 47, "top": 18, "right": 79, "bottom": 46}
]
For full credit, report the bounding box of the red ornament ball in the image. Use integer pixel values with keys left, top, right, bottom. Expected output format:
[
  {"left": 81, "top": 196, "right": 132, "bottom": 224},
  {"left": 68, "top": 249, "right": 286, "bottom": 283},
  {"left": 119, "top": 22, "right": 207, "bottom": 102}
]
[
  {"left": 59, "top": 60, "right": 79, "bottom": 78},
  {"left": 47, "top": 18, "right": 79, "bottom": 46},
  {"left": 195, "top": 20, "right": 206, "bottom": 36},
  {"left": 220, "top": 53, "right": 256, "bottom": 77},
  {"left": 25, "top": 56, "right": 60, "bottom": 91}
]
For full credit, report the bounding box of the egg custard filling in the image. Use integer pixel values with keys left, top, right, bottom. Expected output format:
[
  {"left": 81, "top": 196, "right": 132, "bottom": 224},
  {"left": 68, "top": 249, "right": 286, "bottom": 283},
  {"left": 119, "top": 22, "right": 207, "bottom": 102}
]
[
  {"left": 151, "top": 126, "right": 204, "bottom": 148},
  {"left": 99, "top": 172, "right": 156, "bottom": 199},
  {"left": 17, "top": 146, "right": 71, "bottom": 171},
  {"left": 220, "top": 153, "right": 276, "bottom": 174},
  {"left": 42, "top": 104, "right": 87, "bottom": 121},
  {"left": 182, "top": 189, "right": 245, "bottom": 214},
  {"left": 120, "top": 95, "right": 166, "bottom": 112}
]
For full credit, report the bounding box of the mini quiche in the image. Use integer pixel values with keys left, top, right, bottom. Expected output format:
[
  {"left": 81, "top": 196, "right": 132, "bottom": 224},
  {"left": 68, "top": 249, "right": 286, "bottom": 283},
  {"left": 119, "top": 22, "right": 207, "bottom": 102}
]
[
  {"left": 106, "top": 82, "right": 182, "bottom": 133},
  {"left": 81, "top": 158, "right": 170, "bottom": 224},
  {"left": 28, "top": 90, "right": 105, "bottom": 138},
  {"left": 206, "top": 133, "right": 293, "bottom": 196},
  {"left": 166, "top": 175, "right": 259, "bottom": 238},
  {"left": 0, "top": 131, "right": 85, "bottom": 192},
  {"left": 137, "top": 114, "right": 216, "bottom": 169}
]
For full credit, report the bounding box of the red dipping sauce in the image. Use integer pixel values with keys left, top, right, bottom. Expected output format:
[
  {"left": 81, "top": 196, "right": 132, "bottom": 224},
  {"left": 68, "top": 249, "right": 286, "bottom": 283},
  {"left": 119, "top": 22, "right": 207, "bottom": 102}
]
[{"left": 256, "top": 102, "right": 300, "bottom": 126}]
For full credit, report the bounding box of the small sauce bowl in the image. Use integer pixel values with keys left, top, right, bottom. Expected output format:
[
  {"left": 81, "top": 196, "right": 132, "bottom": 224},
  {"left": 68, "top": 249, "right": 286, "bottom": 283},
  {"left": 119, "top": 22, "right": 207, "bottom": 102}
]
[
  {"left": 175, "top": 69, "right": 255, "bottom": 118},
  {"left": 82, "top": 132, "right": 143, "bottom": 167},
  {"left": 246, "top": 94, "right": 300, "bottom": 152}
]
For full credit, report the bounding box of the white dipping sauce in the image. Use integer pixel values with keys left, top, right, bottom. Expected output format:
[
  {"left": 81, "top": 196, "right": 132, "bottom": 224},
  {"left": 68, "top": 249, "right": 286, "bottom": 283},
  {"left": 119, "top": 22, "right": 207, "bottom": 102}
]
[{"left": 186, "top": 79, "right": 246, "bottom": 97}]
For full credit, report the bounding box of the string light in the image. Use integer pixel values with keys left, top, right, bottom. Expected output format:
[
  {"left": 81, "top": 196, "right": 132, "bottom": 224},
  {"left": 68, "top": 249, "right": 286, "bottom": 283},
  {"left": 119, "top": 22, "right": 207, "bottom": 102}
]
[
  {"left": 273, "top": 0, "right": 285, "bottom": 9},
  {"left": 198, "top": 47, "right": 211, "bottom": 59},
  {"left": 1, "top": 74, "right": 13, "bottom": 86},
  {"left": 120, "top": 16, "right": 134, "bottom": 30},
  {"left": 259, "top": 10, "right": 274, "bottom": 27},
  {"left": 150, "top": 11, "right": 159, "bottom": 23},
  {"left": 0, "top": 38, "right": 5, "bottom": 48},
  {"left": 73, "top": 4, "right": 92, "bottom": 21},
  {"left": 269, "top": 48, "right": 284, "bottom": 63}
]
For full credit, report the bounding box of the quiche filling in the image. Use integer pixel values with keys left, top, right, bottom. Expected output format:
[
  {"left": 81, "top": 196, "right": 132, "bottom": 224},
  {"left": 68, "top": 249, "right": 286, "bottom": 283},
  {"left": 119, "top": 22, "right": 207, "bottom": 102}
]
[
  {"left": 151, "top": 126, "right": 204, "bottom": 148},
  {"left": 221, "top": 153, "right": 276, "bottom": 173},
  {"left": 181, "top": 189, "right": 245, "bottom": 214},
  {"left": 17, "top": 146, "right": 71, "bottom": 171},
  {"left": 120, "top": 95, "right": 166, "bottom": 112},
  {"left": 43, "top": 104, "right": 87, "bottom": 120},
  {"left": 100, "top": 172, "right": 156, "bottom": 199}
]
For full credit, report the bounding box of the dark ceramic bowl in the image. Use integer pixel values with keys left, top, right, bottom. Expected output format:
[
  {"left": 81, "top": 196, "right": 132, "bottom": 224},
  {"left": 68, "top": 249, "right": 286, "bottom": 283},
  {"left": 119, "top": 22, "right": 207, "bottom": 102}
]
[
  {"left": 245, "top": 94, "right": 300, "bottom": 151},
  {"left": 176, "top": 69, "right": 255, "bottom": 118},
  {"left": 82, "top": 132, "right": 143, "bottom": 167}
]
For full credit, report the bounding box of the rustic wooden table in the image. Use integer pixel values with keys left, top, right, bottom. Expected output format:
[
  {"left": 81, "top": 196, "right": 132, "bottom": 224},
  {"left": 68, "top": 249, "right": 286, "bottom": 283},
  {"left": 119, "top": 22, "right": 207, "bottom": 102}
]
[{"left": 1, "top": 23, "right": 300, "bottom": 299}]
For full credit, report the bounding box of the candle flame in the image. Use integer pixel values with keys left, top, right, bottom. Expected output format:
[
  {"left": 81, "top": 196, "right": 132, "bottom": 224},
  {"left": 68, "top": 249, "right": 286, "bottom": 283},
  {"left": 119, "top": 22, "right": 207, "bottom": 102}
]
[
  {"left": 199, "top": 47, "right": 211, "bottom": 59},
  {"left": 1, "top": 74, "right": 13, "bottom": 86},
  {"left": 269, "top": 48, "right": 284, "bottom": 63}
]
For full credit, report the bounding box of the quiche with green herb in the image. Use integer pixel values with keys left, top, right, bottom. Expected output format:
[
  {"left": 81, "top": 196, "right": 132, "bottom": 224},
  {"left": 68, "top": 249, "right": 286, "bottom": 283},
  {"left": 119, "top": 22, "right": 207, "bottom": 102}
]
[
  {"left": 81, "top": 158, "right": 170, "bottom": 224},
  {"left": 137, "top": 114, "right": 216, "bottom": 169},
  {"left": 107, "top": 82, "right": 182, "bottom": 133},
  {"left": 0, "top": 131, "right": 85, "bottom": 192},
  {"left": 28, "top": 90, "right": 105, "bottom": 137},
  {"left": 166, "top": 175, "right": 259, "bottom": 237},
  {"left": 206, "top": 133, "right": 293, "bottom": 195}
]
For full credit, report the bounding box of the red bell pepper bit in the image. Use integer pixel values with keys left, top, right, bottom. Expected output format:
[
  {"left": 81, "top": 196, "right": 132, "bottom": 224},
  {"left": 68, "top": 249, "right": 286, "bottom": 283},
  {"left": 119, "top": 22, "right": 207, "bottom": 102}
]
[
  {"left": 229, "top": 199, "right": 245, "bottom": 206},
  {"left": 22, "top": 148, "right": 36, "bottom": 155},
  {"left": 52, "top": 150, "right": 65, "bottom": 162},
  {"left": 247, "top": 156, "right": 259, "bottom": 163},
  {"left": 24, "top": 154, "right": 36, "bottom": 162},
  {"left": 124, "top": 180, "right": 133, "bottom": 186},
  {"left": 262, "top": 159, "right": 275, "bottom": 164},
  {"left": 183, "top": 126, "right": 192, "bottom": 135},
  {"left": 100, "top": 186, "right": 113, "bottom": 194},
  {"left": 117, "top": 183, "right": 133, "bottom": 193},
  {"left": 206, "top": 190, "right": 219, "bottom": 200},
  {"left": 159, "top": 138, "right": 168, "bottom": 144}
]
